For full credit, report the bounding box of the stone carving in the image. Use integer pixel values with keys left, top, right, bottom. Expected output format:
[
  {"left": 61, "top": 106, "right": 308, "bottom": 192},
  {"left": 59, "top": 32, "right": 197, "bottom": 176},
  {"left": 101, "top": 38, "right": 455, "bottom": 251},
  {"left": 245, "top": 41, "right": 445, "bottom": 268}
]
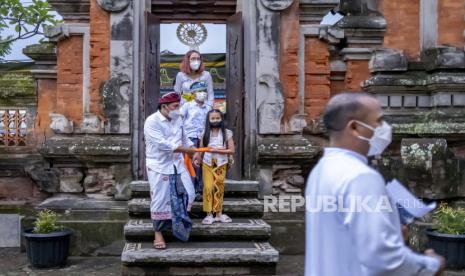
[
  {"left": 59, "top": 168, "right": 84, "bottom": 193},
  {"left": 375, "top": 138, "right": 464, "bottom": 200},
  {"left": 339, "top": 0, "right": 380, "bottom": 15},
  {"left": 258, "top": 74, "right": 284, "bottom": 134},
  {"left": 25, "top": 164, "right": 60, "bottom": 193},
  {"left": 272, "top": 165, "right": 304, "bottom": 195},
  {"left": 421, "top": 46, "right": 465, "bottom": 71},
  {"left": 50, "top": 113, "right": 73, "bottom": 133},
  {"left": 102, "top": 75, "right": 131, "bottom": 133},
  {"left": 81, "top": 113, "right": 103, "bottom": 133},
  {"left": 260, "top": 0, "right": 294, "bottom": 11},
  {"left": 369, "top": 48, "right": 408, "bottom": 73},
  {"left": 97, "top": 0, "right": 130, "bottom": 12}
]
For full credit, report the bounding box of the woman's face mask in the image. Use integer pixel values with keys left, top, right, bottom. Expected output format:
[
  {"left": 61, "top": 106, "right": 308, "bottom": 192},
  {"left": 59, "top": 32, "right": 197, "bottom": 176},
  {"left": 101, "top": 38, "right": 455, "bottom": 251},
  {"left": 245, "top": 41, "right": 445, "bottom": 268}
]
[
  {"left": 190, "top": 60, "right": 201, "bottom": 71},
  {"left": 355, "top": 120, "right": 392, "bottom": 156}
]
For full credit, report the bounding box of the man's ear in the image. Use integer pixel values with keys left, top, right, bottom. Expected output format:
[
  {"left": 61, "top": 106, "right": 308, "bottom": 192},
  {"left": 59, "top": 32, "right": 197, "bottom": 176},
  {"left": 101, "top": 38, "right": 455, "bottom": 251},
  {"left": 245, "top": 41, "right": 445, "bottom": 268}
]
[{"left": 347, "top": 120, "right": 360, "bottom": 136}]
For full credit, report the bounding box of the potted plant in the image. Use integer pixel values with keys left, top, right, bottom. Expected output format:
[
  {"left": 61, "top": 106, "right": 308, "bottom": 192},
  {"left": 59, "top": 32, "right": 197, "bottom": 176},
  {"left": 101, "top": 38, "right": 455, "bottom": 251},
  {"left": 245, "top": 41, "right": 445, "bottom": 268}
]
[
  {"left": 426, "top": 203, "right": 465, "bottom": 269},
  {"left": 23, "top": 209, "right": 73, "bottom": 268}
]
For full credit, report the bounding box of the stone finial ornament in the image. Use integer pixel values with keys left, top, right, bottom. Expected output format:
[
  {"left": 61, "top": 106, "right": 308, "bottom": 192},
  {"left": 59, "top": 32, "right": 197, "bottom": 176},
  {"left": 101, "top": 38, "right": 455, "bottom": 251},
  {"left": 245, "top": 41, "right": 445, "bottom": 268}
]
[
  {"left": 260, "top": 0, "right": 294, "bottom": 11},
  {"left": 96, "top": 0, "right": 130, "bottom": 12},
  {"left": 50, "top": 113, "right": 73, "bottom": 134}
]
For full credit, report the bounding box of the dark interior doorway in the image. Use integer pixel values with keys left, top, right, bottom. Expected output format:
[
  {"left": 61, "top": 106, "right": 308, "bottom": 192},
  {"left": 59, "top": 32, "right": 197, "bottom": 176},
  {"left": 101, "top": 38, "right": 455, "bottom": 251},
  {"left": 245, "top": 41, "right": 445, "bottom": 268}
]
[{"left": 141, "top": 0, "right": 244, "bottom": 180}]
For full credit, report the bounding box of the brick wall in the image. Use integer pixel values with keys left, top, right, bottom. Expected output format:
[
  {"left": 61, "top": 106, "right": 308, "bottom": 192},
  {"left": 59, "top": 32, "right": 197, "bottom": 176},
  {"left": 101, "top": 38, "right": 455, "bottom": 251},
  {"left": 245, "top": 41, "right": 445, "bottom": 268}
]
[
  {"left": 280, "top": 1, "right": 300, "bottom": 123},
  {"left": 57, "top": 35, "right": 84, "bottom": 124},
  {"left": 344, "top": 60, "right": 370, "bottom": 92},
  {"left": 35, "top": 79, "right": 57, "bottom": 141},
  {"left": 89, "top": 0, "right": 110, "bottom": 117},
  {"left": 304, "top": 38, "right": 330, "bottom": 120},
  {"left": 380, "top": 0, "right": 420, "bottom": 59},
  {"left": 438, "top": 0, "right": 465, "bottom": 48}
]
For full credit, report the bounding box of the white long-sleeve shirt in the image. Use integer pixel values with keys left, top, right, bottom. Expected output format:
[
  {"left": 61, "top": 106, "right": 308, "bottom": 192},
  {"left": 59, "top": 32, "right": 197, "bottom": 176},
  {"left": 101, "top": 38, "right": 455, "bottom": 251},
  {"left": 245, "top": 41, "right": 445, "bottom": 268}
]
[
  {"left": 144, "top": 111, "right": 193, "bottom": 175},
  {"left": 180, "top": 100, "right": 211, "bottom": 139},
  {"left": 173, "top": 71, "right": 215, "bottom": 108},
  {"left": 305, "top": 147, "right": 440, "bottom": 276}
]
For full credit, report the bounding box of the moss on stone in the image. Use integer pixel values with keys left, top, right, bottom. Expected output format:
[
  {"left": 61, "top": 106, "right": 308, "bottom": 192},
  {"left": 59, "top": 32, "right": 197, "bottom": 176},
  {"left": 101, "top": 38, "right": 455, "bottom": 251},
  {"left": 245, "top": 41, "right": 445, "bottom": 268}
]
[{"left": 0, "top": 72, "right": 35, "bottom": 99}]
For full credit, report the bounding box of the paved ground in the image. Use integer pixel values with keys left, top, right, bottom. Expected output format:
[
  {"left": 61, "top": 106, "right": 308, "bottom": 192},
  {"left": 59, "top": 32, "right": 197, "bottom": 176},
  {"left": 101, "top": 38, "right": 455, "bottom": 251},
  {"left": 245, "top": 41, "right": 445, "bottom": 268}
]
[{"left": 0, "top": 248, "right": 305, "bottom": 276}]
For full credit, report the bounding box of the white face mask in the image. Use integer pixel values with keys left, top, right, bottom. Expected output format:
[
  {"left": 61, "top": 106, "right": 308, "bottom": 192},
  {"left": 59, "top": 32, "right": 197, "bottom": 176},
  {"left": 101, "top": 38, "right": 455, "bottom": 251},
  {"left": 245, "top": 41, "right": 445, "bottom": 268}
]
[
  {"left": 195, "top": 92, "right": 207, "bottom": 102},
  {"left": 355, "top": 120, "right": 392, "bottom": 156},
  {"left": 190, "top": 60, "right": 201, "bottom": 71},
  {"left": 168, "top": 108, "right": 181, "bottom": 119}
]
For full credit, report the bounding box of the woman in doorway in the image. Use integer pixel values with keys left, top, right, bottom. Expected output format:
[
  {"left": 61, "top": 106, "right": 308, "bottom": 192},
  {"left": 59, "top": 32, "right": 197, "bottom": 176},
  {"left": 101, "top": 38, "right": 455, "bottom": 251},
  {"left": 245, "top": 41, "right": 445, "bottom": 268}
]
[{"left": 174, "top": 50, "right": 215, "bottom": 108}]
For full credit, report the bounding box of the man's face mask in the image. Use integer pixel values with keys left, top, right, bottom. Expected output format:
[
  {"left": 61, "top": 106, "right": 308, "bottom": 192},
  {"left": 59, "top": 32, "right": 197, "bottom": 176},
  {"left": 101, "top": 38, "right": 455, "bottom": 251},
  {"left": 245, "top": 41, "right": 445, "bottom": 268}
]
[
  {"left": 355, "top": 120, "right": 392, "bottom": 156},
  {"left": 165, "top": 105, "right": 180, "bottom": 119}
]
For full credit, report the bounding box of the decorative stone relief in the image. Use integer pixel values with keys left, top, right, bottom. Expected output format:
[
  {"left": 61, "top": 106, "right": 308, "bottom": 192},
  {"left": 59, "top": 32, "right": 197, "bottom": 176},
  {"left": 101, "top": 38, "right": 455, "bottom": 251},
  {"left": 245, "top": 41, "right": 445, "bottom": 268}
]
[
  {"left": 102, "top": 75, "right": 131, "bottom": 133},
  {"left": 369, "top": 48, "right": 408, "bottom": 73},
  {"left": 25, "top": 164, "right": 60, "bottom": 193},
  {"left": 260, "top": 0, "right": 294, "bottom": 11},
  {"left": 50, "top": 113, "right": 73, "bottom": 134},
  {"left": 97, "top": 0, "right": 130, "bottom": 12},
  {"left": 59, "top": 168, "right": 84, "bottom": 193},
  {"left": 258, "top": 74, "right": 284, "bottom": 134},
  {"left": 81, "top": 113, "right": 104, "bottom": 133}
]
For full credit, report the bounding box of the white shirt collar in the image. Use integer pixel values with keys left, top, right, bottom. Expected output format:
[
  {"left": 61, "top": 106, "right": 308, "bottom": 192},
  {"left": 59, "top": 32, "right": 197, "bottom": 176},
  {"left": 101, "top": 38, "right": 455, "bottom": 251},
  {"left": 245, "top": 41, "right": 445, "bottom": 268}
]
[
  {"left": 155, "top": 110, "right": 169, "bottom": 122},
  {"left": 323, "top": 147, "right": 368, "bottom": 164}
]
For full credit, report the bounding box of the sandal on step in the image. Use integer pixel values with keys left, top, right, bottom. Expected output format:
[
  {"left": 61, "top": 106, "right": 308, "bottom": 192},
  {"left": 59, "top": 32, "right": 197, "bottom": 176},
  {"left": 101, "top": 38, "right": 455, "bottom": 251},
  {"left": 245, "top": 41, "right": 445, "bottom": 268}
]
[
  {"left": 215, "top": 214, "right": 232, "bottom": 223},
  {"left": 202, "top": 215, "right": 215, "bottom": 225},
  {"left": 153, "top": 240, "right": 167, "bottom": 250}
]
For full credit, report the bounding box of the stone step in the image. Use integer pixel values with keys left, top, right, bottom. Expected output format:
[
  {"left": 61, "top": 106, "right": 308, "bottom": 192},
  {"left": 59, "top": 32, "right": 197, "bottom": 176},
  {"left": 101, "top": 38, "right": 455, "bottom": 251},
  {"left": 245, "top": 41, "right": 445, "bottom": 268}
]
[
  {"left": 128, "top": 198, "right": 264, "bottom": 218},
  {"left": 130, "top": 179, "right": 259, "bottom": 198},
  {"left": 124, "top": 219, "right": 271, "bottom": 241},
  {"left": 121, "top": 241, "right": 279, "bottom": 275}
]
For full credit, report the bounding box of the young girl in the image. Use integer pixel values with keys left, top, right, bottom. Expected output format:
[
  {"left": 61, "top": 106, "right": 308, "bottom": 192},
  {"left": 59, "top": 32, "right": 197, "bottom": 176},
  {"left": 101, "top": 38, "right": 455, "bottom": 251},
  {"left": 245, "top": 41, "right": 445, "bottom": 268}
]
[{"left": 197, "top": 109, "right": 235, "bottom": 224}]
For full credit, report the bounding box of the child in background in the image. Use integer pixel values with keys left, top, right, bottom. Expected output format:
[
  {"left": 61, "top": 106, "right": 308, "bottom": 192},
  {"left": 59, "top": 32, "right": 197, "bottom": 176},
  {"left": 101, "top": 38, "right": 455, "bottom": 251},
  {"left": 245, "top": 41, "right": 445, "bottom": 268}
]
[
  {"left": 180, "top": 82, "right": 211, "bottom": 200},
  {"left": 197, "top": 109, "right": 235, "bottom": 224}
]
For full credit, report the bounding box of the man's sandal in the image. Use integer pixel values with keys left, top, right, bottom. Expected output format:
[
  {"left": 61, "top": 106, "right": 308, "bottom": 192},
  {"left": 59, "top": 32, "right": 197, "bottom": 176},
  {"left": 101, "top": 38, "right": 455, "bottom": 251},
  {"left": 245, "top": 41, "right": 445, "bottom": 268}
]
[{"left": 154, "top": 240, "right": 167, "bottom": 250}]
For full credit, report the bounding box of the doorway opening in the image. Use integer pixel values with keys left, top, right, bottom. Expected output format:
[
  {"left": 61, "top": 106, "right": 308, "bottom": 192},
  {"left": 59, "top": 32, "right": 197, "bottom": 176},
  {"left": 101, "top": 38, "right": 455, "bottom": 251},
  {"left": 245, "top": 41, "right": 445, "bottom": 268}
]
[
  {"left": 141, "top": 1, "right": 244, "bottom": 180},
  {"left": 159, "top": 23, "right": 227, "bottom": 113}
]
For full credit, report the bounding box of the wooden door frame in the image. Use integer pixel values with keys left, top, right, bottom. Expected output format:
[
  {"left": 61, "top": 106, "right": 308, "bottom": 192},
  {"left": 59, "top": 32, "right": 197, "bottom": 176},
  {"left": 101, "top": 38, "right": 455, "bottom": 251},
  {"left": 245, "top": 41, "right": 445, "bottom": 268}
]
[{"left": 133, "top": 0, "right": 257, "bottom": 180}]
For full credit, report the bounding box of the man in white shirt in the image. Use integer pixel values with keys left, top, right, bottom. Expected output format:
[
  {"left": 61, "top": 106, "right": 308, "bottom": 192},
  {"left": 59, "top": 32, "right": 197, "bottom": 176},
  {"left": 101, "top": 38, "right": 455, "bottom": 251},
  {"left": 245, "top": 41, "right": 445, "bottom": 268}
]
[
  {"left": 305, "top": 93, "right": 445, "bottom": 276},
  {"left": 144, "top": 92, "right": 196, "bottom": 249}
]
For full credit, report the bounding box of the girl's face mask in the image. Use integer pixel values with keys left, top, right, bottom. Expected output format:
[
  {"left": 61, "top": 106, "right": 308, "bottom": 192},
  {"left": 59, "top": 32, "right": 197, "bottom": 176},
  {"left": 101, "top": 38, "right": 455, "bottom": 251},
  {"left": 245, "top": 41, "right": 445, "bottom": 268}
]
[{"left": 209, "top": 119, "right": 222, "bottom": 128}]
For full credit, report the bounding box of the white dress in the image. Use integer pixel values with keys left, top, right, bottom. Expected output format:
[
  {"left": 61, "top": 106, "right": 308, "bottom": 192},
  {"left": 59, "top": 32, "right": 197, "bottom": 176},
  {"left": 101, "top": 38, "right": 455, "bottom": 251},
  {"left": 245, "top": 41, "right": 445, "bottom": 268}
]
[{"left": 173, "top": 71, "right": 215, "bottom": 108}]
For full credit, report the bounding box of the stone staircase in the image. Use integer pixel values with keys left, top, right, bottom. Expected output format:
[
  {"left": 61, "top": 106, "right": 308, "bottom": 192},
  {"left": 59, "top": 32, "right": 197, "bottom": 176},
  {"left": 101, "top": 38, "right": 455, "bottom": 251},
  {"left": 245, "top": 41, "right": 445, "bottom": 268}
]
[{"left": 121, "top": 180, "right": 279, "bottom": 275}]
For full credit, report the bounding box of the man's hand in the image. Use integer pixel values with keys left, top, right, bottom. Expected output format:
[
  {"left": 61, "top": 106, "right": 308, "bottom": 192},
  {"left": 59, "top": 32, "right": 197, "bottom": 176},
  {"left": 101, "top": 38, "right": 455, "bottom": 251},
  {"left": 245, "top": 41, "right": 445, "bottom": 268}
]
[
  {"left": 193, "top": 152, "right": 202, "bottom": 167},
  {"left": 401, "top": 224, "right": 409, "bottom": 243},
  {"left": 424, "top": 249, "right": 445, "bottom": 276}
]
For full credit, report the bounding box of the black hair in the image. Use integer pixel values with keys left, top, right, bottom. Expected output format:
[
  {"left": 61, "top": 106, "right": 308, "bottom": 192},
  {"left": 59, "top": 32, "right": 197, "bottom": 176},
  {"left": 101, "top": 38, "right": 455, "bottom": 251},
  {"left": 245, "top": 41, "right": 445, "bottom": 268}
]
[
  {"left": 322, "top": 92, "right": 373, "bottom": 134},
  {"left": 202, "top": 109, "right": 226, "bottom": 148}
]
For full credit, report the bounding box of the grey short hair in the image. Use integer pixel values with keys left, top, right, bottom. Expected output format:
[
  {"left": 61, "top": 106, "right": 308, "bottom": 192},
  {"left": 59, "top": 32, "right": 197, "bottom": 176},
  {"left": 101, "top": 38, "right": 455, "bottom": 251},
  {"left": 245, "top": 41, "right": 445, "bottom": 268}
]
[{"left": 322, "top": 92, "right": 374, "bottom": 134}]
